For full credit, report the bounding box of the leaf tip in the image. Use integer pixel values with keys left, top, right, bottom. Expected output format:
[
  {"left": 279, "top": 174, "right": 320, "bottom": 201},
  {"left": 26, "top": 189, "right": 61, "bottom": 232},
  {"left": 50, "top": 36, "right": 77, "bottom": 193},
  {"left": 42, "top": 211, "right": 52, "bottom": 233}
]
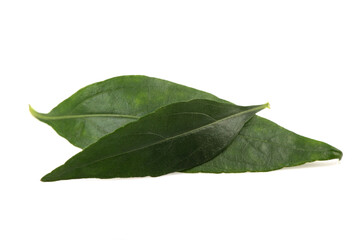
[
  {"left": 29, "top": 104, "right": 35, "bottom": 115},
  {"left": 41, "top": 175, "right": 48, "bottom": 182},
  {"left": 41, "top": 172, "right": 58, "bottom": 182},
  {"left": 41, "top": 174, "right": 52, "bottom": 182},
  {"left": 265, "top": 102, "right": 270, "bottom": 109},
  {"left": 337, "top": 150, "right": 343, "bottom": 161},
  {"left": 29, "top": 104, "right": 40, "bottom": 119}
]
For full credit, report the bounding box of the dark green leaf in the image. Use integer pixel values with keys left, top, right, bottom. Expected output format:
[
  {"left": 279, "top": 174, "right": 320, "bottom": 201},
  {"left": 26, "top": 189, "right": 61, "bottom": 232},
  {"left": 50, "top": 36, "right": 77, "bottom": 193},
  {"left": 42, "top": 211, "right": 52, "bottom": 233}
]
[
  {"left": 30, "top": 75, "right": 226, "bottom": 149},
  {"left": 41, "top": 100, "right": 268, "bottom": 181},
  {"left": 31, "top": 75, "right": 342, "bottom": 174}
]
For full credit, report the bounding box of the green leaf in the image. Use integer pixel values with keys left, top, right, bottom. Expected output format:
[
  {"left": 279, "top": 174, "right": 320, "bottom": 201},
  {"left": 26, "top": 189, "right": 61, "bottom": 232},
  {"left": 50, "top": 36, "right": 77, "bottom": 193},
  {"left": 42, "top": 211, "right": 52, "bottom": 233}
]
[
  {"left": 30, "top": 75, "right": 226, "bottom": 149},
  {"left": 31, "top": 75, "right": 342, "bottom": 174},
  {"left": 41, "top": 100, "right": 268, "bottom": 181},
  {"left": 185, "top": 115, "right": 342, "bottom": 173}
]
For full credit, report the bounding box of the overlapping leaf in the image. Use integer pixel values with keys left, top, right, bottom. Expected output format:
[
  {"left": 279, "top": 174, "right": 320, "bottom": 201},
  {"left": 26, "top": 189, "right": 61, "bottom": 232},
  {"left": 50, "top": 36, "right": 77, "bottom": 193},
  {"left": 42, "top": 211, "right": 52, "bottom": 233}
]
[
  {"left": 31, "top": 75, "right": 342, "bottom": 176},
  {"left": 41, "top": 100, "right": 267, "bottom": 181},
  {"left": 30, "top": 75, "right": 225, "bottom": 148}
]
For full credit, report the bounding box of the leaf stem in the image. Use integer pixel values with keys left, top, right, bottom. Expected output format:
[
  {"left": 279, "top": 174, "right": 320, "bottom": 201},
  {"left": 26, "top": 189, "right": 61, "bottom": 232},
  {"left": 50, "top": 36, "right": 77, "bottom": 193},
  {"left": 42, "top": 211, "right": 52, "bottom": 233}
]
[{"left": 28, "top": 105, "right": 140, "bottom": 120}]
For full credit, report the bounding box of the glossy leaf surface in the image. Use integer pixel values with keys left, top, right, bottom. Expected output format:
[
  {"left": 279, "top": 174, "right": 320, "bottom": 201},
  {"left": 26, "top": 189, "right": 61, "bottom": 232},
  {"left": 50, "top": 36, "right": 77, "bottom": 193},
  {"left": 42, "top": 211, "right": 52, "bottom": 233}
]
[
  {"left": 41, "top": 100, "right": 267, "bottom": 181},
  {"left": 30, "top": 75, "right": 226, "bottom": 149},
  {"left": 31, "top": 75, "right": 342, "bottom": 174}
]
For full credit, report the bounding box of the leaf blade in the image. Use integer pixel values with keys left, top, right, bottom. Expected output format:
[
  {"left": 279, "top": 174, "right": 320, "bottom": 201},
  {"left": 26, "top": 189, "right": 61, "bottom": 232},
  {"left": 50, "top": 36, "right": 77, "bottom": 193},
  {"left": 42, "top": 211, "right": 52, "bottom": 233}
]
[
  {"left": 41, "top": 100, "right": 268, "bottom": 181},
  {"left": 31, "top": 75, "right": 342, "bottom": 174},
  {"left": 30, "top": 75, "right": 226, "bottom": 148}
]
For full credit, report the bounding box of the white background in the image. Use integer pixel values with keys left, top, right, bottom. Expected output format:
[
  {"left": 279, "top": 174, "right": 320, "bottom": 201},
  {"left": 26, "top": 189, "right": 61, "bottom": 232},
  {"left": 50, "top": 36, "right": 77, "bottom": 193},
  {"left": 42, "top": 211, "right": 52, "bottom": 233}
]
[{"left": 1, "top": 1, "right": 359, "bottom": 239}]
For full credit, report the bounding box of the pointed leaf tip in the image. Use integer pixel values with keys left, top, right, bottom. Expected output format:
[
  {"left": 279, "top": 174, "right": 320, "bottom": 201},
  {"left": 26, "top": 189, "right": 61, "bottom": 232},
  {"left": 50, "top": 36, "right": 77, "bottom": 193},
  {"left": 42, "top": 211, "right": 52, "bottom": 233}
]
[
  {"left": 29, "top": 105, "right": 42, "bottom": 119},
  {"left": 41, "top": 173, "right": 55, "bottom": 182},
  {"left": 29, "top": 104, "right": 35, "bottom": 116},
  {"left": 337, "top": 150, "right": 343, "bottom": 161}
]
